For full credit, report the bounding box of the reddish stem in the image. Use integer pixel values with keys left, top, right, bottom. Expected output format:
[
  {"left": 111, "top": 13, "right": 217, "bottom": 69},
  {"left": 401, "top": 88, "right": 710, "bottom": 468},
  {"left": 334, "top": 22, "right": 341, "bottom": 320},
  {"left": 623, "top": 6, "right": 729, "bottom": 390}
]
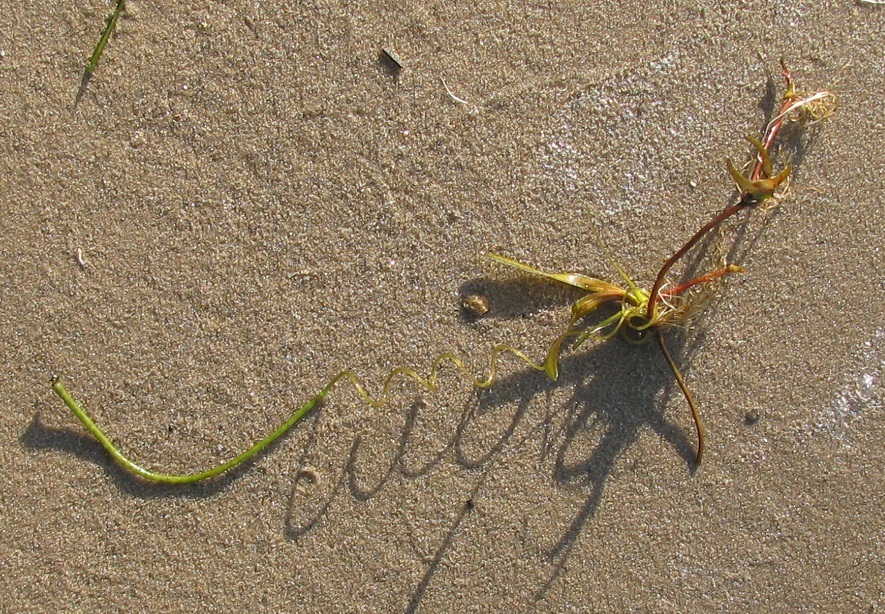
[
  {"left": 646, "top": 62, "right": 795, "bottom": 320},
  {"left": 751, "top": 60, "right": 795, "bottom": 181},
  {"left": 661, "top": 264, "right": 740, "bottom": 298},
  {"left": 646, "top": 200, "right": 749, "bottom": 319}
]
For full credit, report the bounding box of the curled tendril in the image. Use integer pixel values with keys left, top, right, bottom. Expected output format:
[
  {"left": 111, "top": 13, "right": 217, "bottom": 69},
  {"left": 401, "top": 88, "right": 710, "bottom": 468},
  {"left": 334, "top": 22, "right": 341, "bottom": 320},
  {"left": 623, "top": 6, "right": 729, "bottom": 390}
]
[{"left": 51, "top": 344, "right": 545, "bottom": 484}]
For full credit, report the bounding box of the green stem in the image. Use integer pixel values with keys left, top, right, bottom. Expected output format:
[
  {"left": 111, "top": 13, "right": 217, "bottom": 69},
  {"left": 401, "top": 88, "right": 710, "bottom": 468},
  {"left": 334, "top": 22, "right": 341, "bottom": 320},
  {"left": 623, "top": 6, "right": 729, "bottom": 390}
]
[
  {"left": 50, "top": 345, "right": 545, "bottom": 484},
  {"left": 85, "top": 0, "right": 125, "bottom": 77},
  {"left": 52, "top": 378, "right": 331, "bottom": 484}
]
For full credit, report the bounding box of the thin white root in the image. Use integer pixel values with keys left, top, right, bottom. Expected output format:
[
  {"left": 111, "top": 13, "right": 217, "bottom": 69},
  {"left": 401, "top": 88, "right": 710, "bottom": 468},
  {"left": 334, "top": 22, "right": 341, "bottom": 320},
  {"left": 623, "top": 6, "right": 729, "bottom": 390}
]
[
  {"left": 441, "top": 78, "right": 470, "bottom": 105},
  {"left": 766, "top": 91, "right": 837, "bottom": 130}
]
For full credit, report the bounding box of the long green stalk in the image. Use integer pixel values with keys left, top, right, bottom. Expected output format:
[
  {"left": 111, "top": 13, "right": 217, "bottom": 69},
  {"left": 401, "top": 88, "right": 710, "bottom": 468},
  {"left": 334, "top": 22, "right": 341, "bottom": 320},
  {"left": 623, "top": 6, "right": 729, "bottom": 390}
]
[
  {"left": 85, "top": 0, "right": 125, "bottom": 78},
  {"left": 51, "top": 345, "right": 543, "bottom": 483},
  {"left": 52, "top": 378, "right": 330, "bottom": 484}
]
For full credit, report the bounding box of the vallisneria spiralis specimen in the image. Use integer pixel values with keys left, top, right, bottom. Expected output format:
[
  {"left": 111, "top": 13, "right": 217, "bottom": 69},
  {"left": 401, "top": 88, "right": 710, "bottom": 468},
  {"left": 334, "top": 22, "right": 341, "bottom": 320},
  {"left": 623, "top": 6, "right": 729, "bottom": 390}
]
[{"left": 51, "top": 63, "right": 835, "bottom": 483}]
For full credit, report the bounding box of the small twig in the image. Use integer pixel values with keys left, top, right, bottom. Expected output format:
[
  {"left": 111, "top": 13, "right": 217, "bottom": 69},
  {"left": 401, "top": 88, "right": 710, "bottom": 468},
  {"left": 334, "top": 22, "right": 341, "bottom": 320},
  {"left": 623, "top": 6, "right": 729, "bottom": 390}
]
[{"left": 85, "top": 0, "right": 125, "bottom": 77}]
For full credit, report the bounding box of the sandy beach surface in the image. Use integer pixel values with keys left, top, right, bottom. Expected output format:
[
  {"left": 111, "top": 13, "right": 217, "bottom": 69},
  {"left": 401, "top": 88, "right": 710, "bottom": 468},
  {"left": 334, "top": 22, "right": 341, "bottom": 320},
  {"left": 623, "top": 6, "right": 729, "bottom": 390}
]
[{"left": 1, "top": 1, "right": 883, "bottom": 611}]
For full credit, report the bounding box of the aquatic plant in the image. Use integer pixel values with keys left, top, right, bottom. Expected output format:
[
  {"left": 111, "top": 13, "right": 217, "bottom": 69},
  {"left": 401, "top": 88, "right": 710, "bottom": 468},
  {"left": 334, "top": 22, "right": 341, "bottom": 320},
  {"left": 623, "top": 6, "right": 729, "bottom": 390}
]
[{"left": 51, "top": 63, "right": 834, "bottom": 481}]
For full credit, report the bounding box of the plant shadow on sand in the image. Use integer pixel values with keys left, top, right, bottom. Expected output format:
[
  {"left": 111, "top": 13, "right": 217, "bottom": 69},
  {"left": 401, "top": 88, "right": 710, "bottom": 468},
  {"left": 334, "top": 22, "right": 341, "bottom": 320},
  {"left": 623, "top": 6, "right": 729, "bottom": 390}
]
[{"left": 283, "top": 268, "right": 708, "bottom": 610}]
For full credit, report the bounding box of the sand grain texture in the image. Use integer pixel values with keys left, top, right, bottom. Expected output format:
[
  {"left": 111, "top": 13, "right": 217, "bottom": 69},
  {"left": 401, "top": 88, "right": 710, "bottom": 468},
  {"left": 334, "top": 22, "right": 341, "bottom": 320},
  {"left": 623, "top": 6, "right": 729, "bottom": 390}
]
[{"left": 1, "top": 1, "right": 883, "bottom": 611}]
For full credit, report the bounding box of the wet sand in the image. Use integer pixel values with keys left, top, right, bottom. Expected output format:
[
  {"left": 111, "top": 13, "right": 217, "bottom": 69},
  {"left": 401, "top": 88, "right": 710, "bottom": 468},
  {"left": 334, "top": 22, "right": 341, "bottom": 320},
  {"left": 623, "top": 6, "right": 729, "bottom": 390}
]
[{"left": 1, "top": 1, "right": 883, "bottom": 611}]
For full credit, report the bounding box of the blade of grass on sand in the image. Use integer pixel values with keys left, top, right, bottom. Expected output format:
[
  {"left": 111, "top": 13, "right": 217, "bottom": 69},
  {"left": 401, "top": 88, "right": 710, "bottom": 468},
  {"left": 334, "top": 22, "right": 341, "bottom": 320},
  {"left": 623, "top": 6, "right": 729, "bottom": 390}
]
[{"left": 76, "top": 0, "right": 125, "bottom": 106}]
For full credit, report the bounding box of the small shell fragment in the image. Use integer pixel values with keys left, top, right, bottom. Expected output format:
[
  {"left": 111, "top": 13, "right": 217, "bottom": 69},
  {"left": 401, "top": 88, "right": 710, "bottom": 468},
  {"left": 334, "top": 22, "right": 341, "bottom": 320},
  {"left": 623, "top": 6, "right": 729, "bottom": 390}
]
[
  {"left": 461, "top": 293, "right": 490, "bottom": 317},
  {"left": 294, "top": 467, "right": 319, "bottom": 495}
]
